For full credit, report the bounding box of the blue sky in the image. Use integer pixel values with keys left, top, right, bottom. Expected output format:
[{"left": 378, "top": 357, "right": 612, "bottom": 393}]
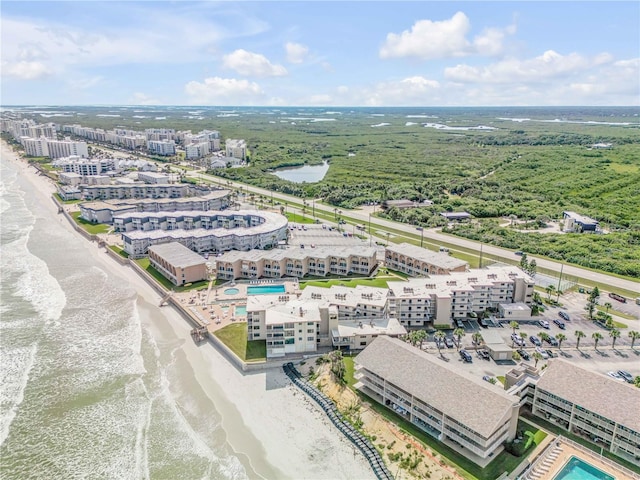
[{"left": 2, "top": 1, "right": 639, "bottom": 106}]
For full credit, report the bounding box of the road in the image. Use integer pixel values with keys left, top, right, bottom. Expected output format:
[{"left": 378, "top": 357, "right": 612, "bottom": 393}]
[{"left": 182, "top": 167, "right": 640, "bottom": 296}]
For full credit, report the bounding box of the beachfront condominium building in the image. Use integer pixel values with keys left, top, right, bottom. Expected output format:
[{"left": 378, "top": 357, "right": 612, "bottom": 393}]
[
  {"left": 225, "top": 139, "right": 247, "bottom": 160},
  {"left": 145, "top": 128, "right": 175, "bottom": 141},
  {"left": 21, "top": 136, "right": 50, "bottom": 157},
  {"left": 147, "top": 242, "right": 208, "bottom": 286},
  {"left": 44, "top": 137, "right": 89, "bottom": 159},
  {"left": 52, "top": 156, "right": 115, "bottom": 175},
  {"left": 529, "top": 360, "right": 640, "bottom": 463},
  {"left": 183, "top": 130, "right": 221, "bottom": 153},
  {"left": 387, "top": 266, "right": 534, "bottom": 327},
  {"left": 355, "top": 336, "right": 520, "bottom": 465},
  {"left": 2, "top": 119, "right": 56, "bottom": 141},
  {"left": 215, "top": 246, "right": 377, "bottom": 280},
  {"left": 147, "top": 139, "right": 176, "bottom": 156},
  {"left": 120, "top": 210, "right": 288, "bottom": 257},
  {"left": 82, "top": 183, "right": 192, "bottom": 201},
  {"left": 185, "top": 142, "right": 211, "bottom": 160},
  {"left": 247, "top": 287, "right": 405, "bottom": 356},
  {"left": 385, "top": 243, "right": 468, "bottom": 276}
]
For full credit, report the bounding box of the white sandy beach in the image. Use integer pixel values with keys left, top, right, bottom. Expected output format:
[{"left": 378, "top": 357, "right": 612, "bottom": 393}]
[{"left": 1, "top": 141, "right": 375, "bottom": 479}]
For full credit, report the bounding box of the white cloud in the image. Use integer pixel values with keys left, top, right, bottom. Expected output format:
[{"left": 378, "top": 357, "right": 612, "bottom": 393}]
[
  {"left": 380, "top": 12, "right": 515, "bottom": 60},
  {"left": 2, "top": 61, "right": 52, "bottom": 80},
  {"left": 129, "top": 92, "right": 161, "bottom": 105},
  {"left": 222, "top": 49, "right": 287, "bottom": 77},
  {"left": 444, "top": 50, "right": 613, "bottom": 84},
  {"left": 184, "top": 77, "right": 265, "bottom": 105},
  {"left": 365, "top": 76, "right": 441, "bottom": 106},
  {"left": 285, "top": 42, "right": 309, "bottom": 64}
]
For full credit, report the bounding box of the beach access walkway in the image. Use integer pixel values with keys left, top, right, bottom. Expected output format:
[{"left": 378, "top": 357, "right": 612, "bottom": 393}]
[{"left": 283, "top": 363, "right": 393, "bottom": 480}]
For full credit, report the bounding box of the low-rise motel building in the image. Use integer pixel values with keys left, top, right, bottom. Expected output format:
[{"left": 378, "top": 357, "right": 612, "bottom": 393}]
[
  {"left": 121, "top": 210, "right": 288, "bottom": 258},
  {"left": 385, "top": 242, "right": 468, "bottom": 276},
  {"left": 147, "top": 242, "right": 208, "bottom": 286},
  {"left": 355, "top": 336, "right": 520, "bottom": 465},
  {"left": 215, "top": 246, "right": 377, "bottom": 280},
  {"left": 247, "top": 285, "right": 406, "bottom": 357},
  {"left": 387, "top": 267, "right": 534, "bottom": 327}
]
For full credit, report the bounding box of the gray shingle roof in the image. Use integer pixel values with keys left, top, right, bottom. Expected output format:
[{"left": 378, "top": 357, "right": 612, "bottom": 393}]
[
  {"left": 536, "top": 359, "right": 640, "bottom": 432},
  {"left": 355, "top": 336, "right": 517, "bottom": 438},
  {"left": 148, "top": 242, "right": 207, "bottom": 269}
]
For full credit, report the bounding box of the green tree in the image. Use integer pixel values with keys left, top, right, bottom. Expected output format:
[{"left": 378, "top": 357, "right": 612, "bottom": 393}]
[
  {"left": 533, "top": 352, "right": 543, "bottom": 368},
  {"left": 414, "top": 330, "right": 427, "bottom": 350},
  {"left": 434, "top": 331, "right": 446, "bottom": 358},
  {"left": 509, "top": 321, "right": 519, "bottom": 334},
  {"left": 634, "top": 376, "right": 640, "bottom": 389},
  {"left": 453, "top": 328, "right": 465, "bottom": 351},
  {"left": 592, "top": 332, "right": 603, "bottom": 350},
  {"left": 609, "top": 328, "right": 621, "bottom": 349},
  {"left": 538, "top": 332, "right": 550, "bottom": 344},
  {"left": 575, "top": 330, "right": 586, "bottom": 349},
  {"left": 512, "top": 351, "right": 521, "bottom": 361},
  {"left": 519, "top": 253, "right": 529, "bottom": 271},
  {"left": 628, "top": 330, "right": 640, "bottom": 349},
  {"left": 528, "top": 259, "right": 537, "bottom": 277},
  {"left": 546, "top": 284, "right": 556, "bottom": 301},
  {"left": 472, "top": 332, "right": 483, "bottom": 346},
  {"left": 604, "top": 302, "right": 612, "bottom": 314},
  {"left": 556, "top": 333, "right": 567, "bottom": 350}
]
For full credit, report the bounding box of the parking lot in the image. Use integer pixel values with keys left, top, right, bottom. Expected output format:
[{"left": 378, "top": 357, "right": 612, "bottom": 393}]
[{"left": 288, "top": 223, "right": 379, "bottom": 249}]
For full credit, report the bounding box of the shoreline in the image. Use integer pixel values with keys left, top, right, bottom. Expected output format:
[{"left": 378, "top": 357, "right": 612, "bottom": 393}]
[{"left": 1, "top": 140, "right": 375, "bottom": 480}]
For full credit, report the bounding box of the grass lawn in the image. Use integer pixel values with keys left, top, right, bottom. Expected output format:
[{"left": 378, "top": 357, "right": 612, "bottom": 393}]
[
  {"left": 134, "top": 258, "right": 209, "bottom": 292},
  {"left": 53, "top": 193, "right": 82, "bottom": 204},
  {"left": 597, "top": 305, "right": 636, "bottom": 321},
  {"left": 214, "top": 323, "right": 266, "bottom": 362},
  {"left": 343, "top": 356, "right": 545, "bottom": 480},
  {"left": 69, "top": 212, "right": 110, "bottom": 234},
  {"left": 109, "top": 245, "right": 129, "bottom": 258},
  {"left": 285, "top": 212, "right": 316, "bottom": 224},
  {"left": 300, "top": 276, "right": 400, "bottom": 289}
]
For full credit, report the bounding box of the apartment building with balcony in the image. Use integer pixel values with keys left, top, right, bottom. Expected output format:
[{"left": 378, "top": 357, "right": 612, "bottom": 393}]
[
  {"left": 145, "top": 128, "right": 175, "bottom": 141},
  {"left": 148, "top": 242, "right": 208, "bottom": 286},
  {"left": 53, "top": 155, "right": 115, "bottom": 175},
  {"left": 387, "top": 267, "right": 534, "bottom": 327},
  {"left": 225, "top": 139, "right": 247, "bottom": 160},
  {"left": 120, "top": 210, "right": 288, "bottom": 257},
  {"left": 147, "top": 139, "right": 176, "bottom": 156},
  {"left": 82, "top": 183, "right": 191, "bottom": 201},
  {"left": 215, "top": 246, "right": 377, "bottom": 280},
  {"left": 385, "top": 243, "right": 468, "bottom": 276},
  {"left": 185, "top": 141, "right": 211, "bottom": 160},
  {"left": 355, "top": 336, "right": 519, "bottom": 465},
  {"left": 530, "top": 360, "right": 640, "bottom": 463}
]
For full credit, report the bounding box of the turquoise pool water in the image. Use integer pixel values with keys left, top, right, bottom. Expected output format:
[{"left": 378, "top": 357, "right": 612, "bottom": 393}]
[
  {"left": 223, "top": 288, "right": 240, "bottom": 295},
  {"left": 553, "top": 456, "right": 614, "bottom": 480},
  {"left": 247, "top": 285, "right": 285, "bottom": 295},
  {"left": 235, "top": 305, "right": 247, "bottom": 316}
]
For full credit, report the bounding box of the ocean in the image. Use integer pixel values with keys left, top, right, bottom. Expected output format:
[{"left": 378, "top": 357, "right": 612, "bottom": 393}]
[{"left": 0, "top": 158, "right": 248, "bottom": 479}]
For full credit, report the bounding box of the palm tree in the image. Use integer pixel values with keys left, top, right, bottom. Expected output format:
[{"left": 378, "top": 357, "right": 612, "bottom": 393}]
[
  {"left": 520, "top": 332, "right": 528, "bottom": 345},
  {"left": 545, "top": 285, "right": 555, "bottom": 301},
  {"left": 575, "top": 330, "right": 586, "bottom": 349},
  {"left": 604, "top": 302, "right": 612, "bottom": 314},
  {"left": 628, "top": 331, "right": 640, "bottom": 349},
  {"left": 609, "top": 329, "right": 621, "bottom": 349},
  {"left": 453, "top": 328, "right": 465, "bottom": 351},
  {"left": 592, "top": 332, "right": 603, "bottom": 350},
  {"left": 509, "top": 321, "right": 519, "bottom": 334},
  {"left": 533, "top": 352, "right": 543, "bottom": 368},
  {"left": 556, "top": 333, "right": 567, "bottom": 350},
  {"left": 434, "top": 331, "right": 446, "bottom": 358},
  {"left": 472, "top": 332, "right": 483, "bottom": 346},
  {"left": 538, "top": 332, "right": 550, "bottom": 344}
]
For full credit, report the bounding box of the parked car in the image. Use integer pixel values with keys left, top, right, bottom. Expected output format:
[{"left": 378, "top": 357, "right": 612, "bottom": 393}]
[
  {"left": 545, "top": 336, "right": 559, "bottom": 347},
  {"left": 511, "top": 333, "right": 525, "bottom": 346},
  {"left": 459, "top": 350, "right": 473, "bottom": 363},
  {"left": 553, "top": 319, "right": 566, "bottom": 329},
  {"left": 535, "top": 346, "right": 549, "bottom": 359},
  {"left": 538, "top": 320, "right": 550, "bottom": 329},
  {"left": 517, "top": 349, "right": 530, "bottom": 360},
  {"left": 477, "top": 349, "right": 490, "bottom": 360},
  {"left": 617, "top": 370, "right": 634, "bottom": 383},
  {"left": 546, "top": 349, "right": 558, "bottom": 358},
  {"left": 558, "top": 311, "right": 570, "bottom": 321},
  {"left": 529, "top": 335, "right": 542, "bottom": 346},
  {"left": 482, "top": 375, "right": 492, "bottom": 382},
  {"left": 514, "top": 251, "right": 524, "bottom": 256},
  {"left": 607, "top": 371, "right": 624, "bottom": 380},
  {"left": 444, "top": 337, "right": 454, "bottom": 349}
]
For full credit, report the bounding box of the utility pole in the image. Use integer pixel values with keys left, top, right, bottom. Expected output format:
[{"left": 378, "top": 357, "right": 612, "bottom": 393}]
[
  {"left": 479, "top": 242, "right": 484, "bottom": 269},
  {"left": 556, "top": 262, "right": 564, "bottom": 295},
  {"left": 369, "top": 213, "right": 372, "bottom": 247}
]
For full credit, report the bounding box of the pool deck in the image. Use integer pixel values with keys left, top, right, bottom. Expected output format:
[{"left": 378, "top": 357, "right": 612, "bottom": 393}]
[
  {"left": 174, "top": 280, "right": 300, "bottom": 335},
  {"left": 522, "top": 437, "right": 638, "bottom": 480}
]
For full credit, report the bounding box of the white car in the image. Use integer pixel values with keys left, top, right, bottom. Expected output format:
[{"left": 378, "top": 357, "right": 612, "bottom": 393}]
[
  {"left": 535, "top": 346, "right": 549, "bottom": 359},
  {"left": 607, "top": 371, "right": 624, "bottom": 381}
]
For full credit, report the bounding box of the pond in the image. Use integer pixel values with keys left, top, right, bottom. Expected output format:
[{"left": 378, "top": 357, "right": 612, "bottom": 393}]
[{"left": 271, "top": 161, "right": 329, "bottom": 183}]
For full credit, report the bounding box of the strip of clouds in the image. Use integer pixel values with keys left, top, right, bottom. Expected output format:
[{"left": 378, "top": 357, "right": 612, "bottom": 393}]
[
  {"left": 379, "top": 11, "right": 516, "bottom": 60},
  {"left": 184, "top": 77, "right": 265, "bottom": 105},
  {"left": 222, "top": 49, "right": 287, "bottom": 77},
  {"left": 285, "top": 42, "right": 309, "bottom": 64}
]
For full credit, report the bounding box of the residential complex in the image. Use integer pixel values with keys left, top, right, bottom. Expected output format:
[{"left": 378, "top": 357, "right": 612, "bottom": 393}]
[
  {"left": 120, "top": 210, "right": 288, "bottom": 257},
  {"left": 148, "top": 242, "right": 208, "bottom": 286},
  {"left": 215, "top": 246, "right": 377, "bottom": 280},
  {"left": 52, "top": 156, "right": 115, "bottom": 175},
  {"left": 21, "top": 136, "right": 89, "bottom": 159},
  {"left": 247, "top": 286, "right": 405, "bottom": 357},
  {"left": 137, "top": 172, "right": 170, "bottom": 184},
  {"left": 355, "top": 336, "right": 520, "bottom": 464},
  {"left": 147, "top": 139, "right": 176, "bottom": 156},
  {"left": 385, "top": 242, "right": 468, "bottom": 276},
  {"left": 387, "top": 267, "right": 534, "bottom": 326},
  {"left": 81, "top": 183, "right": 200, "bottom": 201},
  {"left": 225, "top": 139, "right": 247, "bottom": 160}
]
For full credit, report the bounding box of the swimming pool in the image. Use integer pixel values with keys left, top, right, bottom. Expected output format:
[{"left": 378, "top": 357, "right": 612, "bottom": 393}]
[
  {"left": 235, "top": 305, "right": 247, "bottom": 316},
  {"left": 552, "top": 456, "right": 614, "bottom": 480},
  {"left": 223, "top": 288, "right": 240, "bottom": 295},
  {"left": 247, "top": 284, "right": 286, "bottom": 295}
]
